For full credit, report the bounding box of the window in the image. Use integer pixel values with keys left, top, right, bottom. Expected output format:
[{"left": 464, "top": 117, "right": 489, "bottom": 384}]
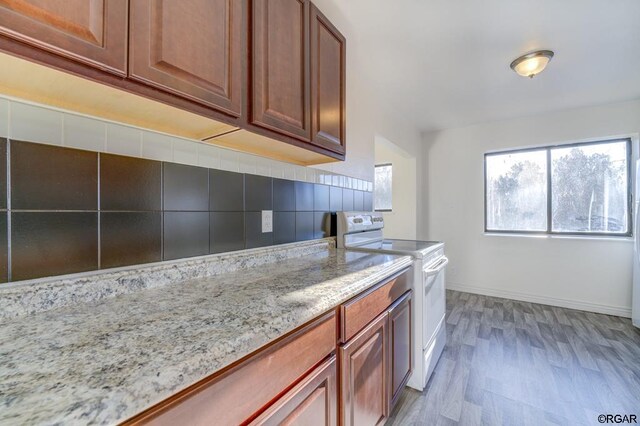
[
  {"left": 374, "top": 163, "right": 392, "bottom": 211},
  {"left": 485, "top": 138, "right": 631, "bottom": 236}
]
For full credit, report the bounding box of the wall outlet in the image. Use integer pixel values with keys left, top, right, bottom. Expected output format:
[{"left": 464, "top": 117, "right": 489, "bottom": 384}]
[{"left": 262, "top": 210, "right": 273, "bottom": 233}]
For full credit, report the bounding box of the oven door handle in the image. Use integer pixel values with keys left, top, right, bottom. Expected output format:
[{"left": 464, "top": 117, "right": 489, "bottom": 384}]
[{"left": 424, "top": 256, "right": 448, "bottom": 276}]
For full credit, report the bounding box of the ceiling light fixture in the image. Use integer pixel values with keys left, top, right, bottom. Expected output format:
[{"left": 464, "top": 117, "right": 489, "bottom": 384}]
[{"left": 510, "top": 50, "right": 554, "bottom": 78}]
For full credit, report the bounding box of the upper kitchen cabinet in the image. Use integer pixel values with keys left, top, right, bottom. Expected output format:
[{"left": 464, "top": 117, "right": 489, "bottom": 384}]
[
  {"left": 129, "top": 0, "right": 243, "bottom": 117},
  {"left": 0, "top": 0, "right": 345, "bottom": 164},
  {"left": 251, "top": 0, "right": 311, "bottom": 141},
  {"left": 0, "top": 0, "right": 128, "bottom": 75},
  {"left": 309, "top": 3, "right": 345, "bottom": 155}
]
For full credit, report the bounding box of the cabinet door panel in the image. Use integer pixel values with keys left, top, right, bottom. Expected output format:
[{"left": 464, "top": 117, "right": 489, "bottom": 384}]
[
  {"left": 0, "top": 0, "right": 127, "bottom": 74},
  {"left": 251, "top": 0, "right": 310, "bottom": 141},
  {"left": 310, "top": 4, "right": 345, "bottom": 154},
  {"left": 389, "top": 291, "right": 412, "bottom": 411},
  {"left": 340, "top": 312, "right": 388, "bottom": 426},
  {"left": 130, "top": 0, "right": 243, "bottom": 116},
  {"left": 250, "top": 355, "right": 337, "bottom": 426}
]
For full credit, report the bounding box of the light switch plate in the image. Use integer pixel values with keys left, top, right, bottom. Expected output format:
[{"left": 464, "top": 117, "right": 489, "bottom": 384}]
[{"left": 262, "top": 210, "right": 273, "bottom": 233}]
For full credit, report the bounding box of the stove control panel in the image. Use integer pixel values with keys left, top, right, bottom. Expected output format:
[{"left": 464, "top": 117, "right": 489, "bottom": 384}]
[
  {"left": 336, "top": 212, "right": 384, "bottom": 248},
  {"left": 338, "top": 211, "right": 384, "bottom": 234}
]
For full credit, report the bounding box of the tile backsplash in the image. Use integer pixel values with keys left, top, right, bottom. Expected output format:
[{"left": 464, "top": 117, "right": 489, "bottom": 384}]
[
  {"left": 0, "top": 96, "right": 373, "bottom": 283},
  {"left": 0, "top": 138, "right": 372, "bottom": 282}
]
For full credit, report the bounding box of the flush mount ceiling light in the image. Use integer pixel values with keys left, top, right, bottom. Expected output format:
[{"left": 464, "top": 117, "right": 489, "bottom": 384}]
[{"left": 510, "top": 50, "right": 554, "bottom": 78}]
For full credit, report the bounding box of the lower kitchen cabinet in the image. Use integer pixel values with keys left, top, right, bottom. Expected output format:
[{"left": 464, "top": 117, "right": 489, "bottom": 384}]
[
  {"left": 388, "top": 291, "right": 412, "bottom": 411},
  {"left": 340, "top": 312, "right": 389, "bottom": 426},
  {"left": 125, "top": 268, "right": 412, "bottom": 426},
  {"left": 338, "top": 269, "right": 413, "bottom": 426},
  {"left": 250, "top": 355, "right": 337, "bottom": 426}
]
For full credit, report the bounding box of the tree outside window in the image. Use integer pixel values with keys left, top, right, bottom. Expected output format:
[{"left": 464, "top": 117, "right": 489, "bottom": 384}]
[
  {"left": 485, "top": 139, "right": 631, "bottom": 236},
  {"left": 375, "top": 164, "right": 392, "bottom": 211}
]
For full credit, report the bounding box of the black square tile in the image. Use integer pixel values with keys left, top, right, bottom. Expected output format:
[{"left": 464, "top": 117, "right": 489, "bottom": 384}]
[
  {"left": 101, "top": 154, "right": 161, "bottom": 211},
  {"left": 273, "top": 179, "right": 295, "bottom": 211},
  {"left": 0, "top": 212, "right": 6, "bottom": 282},
  {"left": 100, "top": 212, "right": 162, "bottom": 269},
  {"left": 163, "top": 212, "right": 209, "bottom": 260},
  {"left": 296, "top": 212, "right": 314, "bottom": 241},
  {"left": 163, "top": 163, "right": 209, "bottom": 211},
  {"left": 329, "top": 186, "right": 343, "bottom": 212},
  {"left": 245, "top": 175, "right": 272, "bottom": 211},
  {"left": 11, "top": 141, "right": 97, "bottom": 210},
  {"left": 314, "top": 184, "right": 329, "bottom": 211},
  {"left": 342, "top": 189, "right": 354, "bottom": 211},
  {"left": 210, "top": 212, "right": 245, "bottom": 253},
  {"left": 314, "top": 212, "right": 330, "bottom": 239},
  {"left": 0, "top": 139, "right": 6, "bottom": 210},
  {"left": 354, "top": 190, "right": 365, "bottom": 211},
  {"left": 210, "top": 169, "right": 244, "bottom": 212},
  {"left": 295, "top": 181, "right": 314, "bottom": 211},
  {"left": 11, "top": 212, "right": 98, "bottom": 281},
  {"left": 364, "top": 192, "right": 373, "bottom": 211},
  {"left": 245, "top": 211, "right": 273, "bottom": 248},
  {"left": 274, "top": 212, "right": 296, "bottom": 244}
]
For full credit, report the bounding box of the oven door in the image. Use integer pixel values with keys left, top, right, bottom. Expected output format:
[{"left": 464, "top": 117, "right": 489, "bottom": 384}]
[{"left": 423, "top": 256, "right": 448, "bottom": 346}]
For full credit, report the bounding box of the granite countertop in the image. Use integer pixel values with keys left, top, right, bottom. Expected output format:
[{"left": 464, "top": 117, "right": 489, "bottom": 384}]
[{"left": 0, "top": 249, "right": 412, "bottom": 426}]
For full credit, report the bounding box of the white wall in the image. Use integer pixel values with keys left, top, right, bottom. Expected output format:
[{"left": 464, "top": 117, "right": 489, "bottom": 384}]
[
  {"left": 421, "top": 99, "right": 640, "bottom": 317},
  {"left": 375, "top": 136, "right": 417, "bottom": 239}
]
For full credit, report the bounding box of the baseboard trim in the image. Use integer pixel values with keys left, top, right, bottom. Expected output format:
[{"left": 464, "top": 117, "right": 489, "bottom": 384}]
[{"left": 446, "top": 283, "right": 632, "bottom": 318}]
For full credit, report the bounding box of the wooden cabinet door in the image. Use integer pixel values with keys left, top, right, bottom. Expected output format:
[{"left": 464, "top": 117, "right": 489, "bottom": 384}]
[
  {"left": 309, "top": 3, "right": 345, "bottom": 155},
  {"left": 0, "top": 0, "right": 127, "bottom": 75},
  {"left": 340, "top": 312, "right": 388, "bottom": 426},
  {"left": 250, "top": 355, "right": 337, "bottom": 426},
  {"left": 388, "top": 291, "right": 412, "bottom": 411},
  {"left": 251, "top": 0, "right": 311, "bottom": 141},
  {"left": 129, "top": 0, "right": 243, "bottom": 117}
]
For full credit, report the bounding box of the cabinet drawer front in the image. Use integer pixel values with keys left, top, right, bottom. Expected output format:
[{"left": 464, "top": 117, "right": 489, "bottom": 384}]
[
  {"left": 250, "top": 355, "right": 337, "bottom": 426},
  {"left": 340, "top": 268, "right": 410, "bottom": 343},
  {"left": 0, "top": 0, "right": 127, "bottom": 75},
  {"left": 129, "top": 311, "right": 336, "bottom": 426}
]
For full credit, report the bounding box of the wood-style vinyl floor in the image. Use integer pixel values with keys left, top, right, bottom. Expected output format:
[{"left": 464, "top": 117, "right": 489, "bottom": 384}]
[{"left": 387, "top": 290, "right": 640, "bottom": 426}]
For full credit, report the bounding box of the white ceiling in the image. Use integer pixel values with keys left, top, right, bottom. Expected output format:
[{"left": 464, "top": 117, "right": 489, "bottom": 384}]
[{"left": 334, "top": 0, "right": 640, "bottom": 133}]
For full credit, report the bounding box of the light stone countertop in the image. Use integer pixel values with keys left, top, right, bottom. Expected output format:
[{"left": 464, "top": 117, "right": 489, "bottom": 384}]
[{"left": 0, "top": 248, "right": 412, "bottom": 426}]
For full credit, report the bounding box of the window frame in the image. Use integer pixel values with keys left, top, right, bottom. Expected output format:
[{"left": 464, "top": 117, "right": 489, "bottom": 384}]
[
  {"left": 374, "top": 163, "right": 393, "bottom": 212},
  {"left": 484, "top": 138, "right": 633, "bottom": 237}
]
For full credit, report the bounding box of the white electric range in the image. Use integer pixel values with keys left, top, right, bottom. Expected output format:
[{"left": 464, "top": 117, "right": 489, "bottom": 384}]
[{"left": 336, "top": 211, "right": 448, "bottom": 391}]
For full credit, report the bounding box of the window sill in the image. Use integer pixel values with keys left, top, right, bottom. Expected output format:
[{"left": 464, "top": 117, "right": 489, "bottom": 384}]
[{"left": 483, "top": 232, "right": 633, "bottom": 242}]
